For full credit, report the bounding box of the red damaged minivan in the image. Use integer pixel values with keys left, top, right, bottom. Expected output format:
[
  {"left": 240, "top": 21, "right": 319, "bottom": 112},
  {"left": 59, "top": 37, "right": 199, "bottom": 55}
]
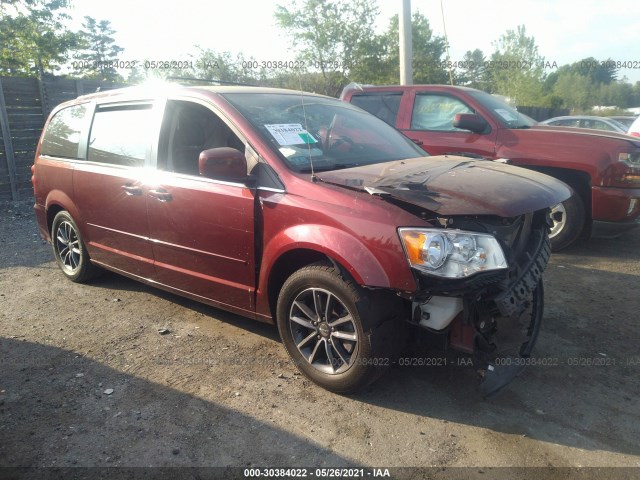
[{"left": 32, "top": 85, "right": 570, "bottom": 395}]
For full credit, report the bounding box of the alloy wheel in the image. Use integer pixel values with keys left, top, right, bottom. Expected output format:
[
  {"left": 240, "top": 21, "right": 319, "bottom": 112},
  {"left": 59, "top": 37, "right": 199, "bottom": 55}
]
[
  {"left": 55, "top": 220, "right": 82, "bottom": 273},
  {"left": 288, "top": 288, "right": 358, "bottom": 375}
]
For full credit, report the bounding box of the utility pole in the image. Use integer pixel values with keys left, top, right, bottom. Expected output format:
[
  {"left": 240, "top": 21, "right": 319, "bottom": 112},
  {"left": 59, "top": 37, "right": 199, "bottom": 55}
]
[{"left": 399, "top": 0, "right": 413, "bottom": 85}]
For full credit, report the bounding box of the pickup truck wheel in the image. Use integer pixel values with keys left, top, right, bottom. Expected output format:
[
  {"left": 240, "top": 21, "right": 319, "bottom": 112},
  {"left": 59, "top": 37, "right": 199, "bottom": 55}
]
[
  {"left": 549, "top": 194, "right": 585, "bottom": 251},
  {"left": 276, "top": 264, "right": 390, "bottom": 394},
  {"left": 51, "top": 211, "right": 100, "bottom": 283}
]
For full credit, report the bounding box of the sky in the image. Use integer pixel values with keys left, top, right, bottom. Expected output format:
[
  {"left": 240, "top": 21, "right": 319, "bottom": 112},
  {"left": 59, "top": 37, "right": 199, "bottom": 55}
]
[{"left": 67, "top": 0, "right": 640, "bottom": 84}]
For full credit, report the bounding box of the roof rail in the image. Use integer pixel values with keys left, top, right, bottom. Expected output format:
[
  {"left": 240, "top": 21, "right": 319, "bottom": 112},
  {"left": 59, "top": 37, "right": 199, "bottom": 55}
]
[{"left": 166, "top": 76, "right": 258, "bottom": 87}]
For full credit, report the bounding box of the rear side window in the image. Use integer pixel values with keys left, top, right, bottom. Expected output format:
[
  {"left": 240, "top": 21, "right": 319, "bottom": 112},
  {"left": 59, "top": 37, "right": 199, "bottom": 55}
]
[
  {"left": 554, "top": 119, "right": 579, "bottom": 127},
  {"left": 581, "top": 119, "right": 613, "bottom": 131},
  {"left": 88, "top": 104, "right": 153, "bottom": 167},
  {"left": 350, "top": 93, "right": 402, "bottom": 126},
  {"left": 40, "top": 104, "right": 88, "bottom": 158}
]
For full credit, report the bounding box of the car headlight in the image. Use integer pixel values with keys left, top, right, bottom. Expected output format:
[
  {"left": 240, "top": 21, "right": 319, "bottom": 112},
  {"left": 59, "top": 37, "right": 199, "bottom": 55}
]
[
  {"left": 619, "top": 152, "right": 640, "bottom": 167},
  {"left": 398, "top": 228, "right": 508, "bottom": 278}
]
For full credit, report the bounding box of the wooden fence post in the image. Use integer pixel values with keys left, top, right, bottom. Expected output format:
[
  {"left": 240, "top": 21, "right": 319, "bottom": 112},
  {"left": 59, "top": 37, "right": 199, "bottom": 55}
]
[
  {"left": 38, "top": 76, "right": 48, "bottom": 117},
  {"left": 0, "top": 78, "right": 19, "bottom": 201}
]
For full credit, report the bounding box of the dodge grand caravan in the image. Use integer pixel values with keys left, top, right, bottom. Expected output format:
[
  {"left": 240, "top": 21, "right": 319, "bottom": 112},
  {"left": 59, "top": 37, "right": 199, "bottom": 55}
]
[{"left": 32, "top": 85, "right": 570, "bottom": 395}]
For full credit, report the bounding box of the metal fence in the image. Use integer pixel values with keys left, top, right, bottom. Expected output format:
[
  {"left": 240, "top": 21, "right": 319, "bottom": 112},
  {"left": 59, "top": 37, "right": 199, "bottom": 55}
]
[{"left": 0, "top": 76, "right": 126, "bottom": 200}]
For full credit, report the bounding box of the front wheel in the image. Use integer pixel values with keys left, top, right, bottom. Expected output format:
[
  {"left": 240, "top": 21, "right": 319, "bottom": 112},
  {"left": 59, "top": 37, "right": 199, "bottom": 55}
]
[
  {"left": 549, "top": 194, "right": 585, "bottom": 251},
  {"left": 51, "top": 211, "right": 100, "bottom": 283},
  {"left": 276, "top": 264, "right": 394, "bottom": 394}
]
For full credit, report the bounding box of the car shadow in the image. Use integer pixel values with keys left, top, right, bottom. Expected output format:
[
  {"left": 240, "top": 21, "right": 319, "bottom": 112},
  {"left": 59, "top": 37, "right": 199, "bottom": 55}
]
[
  {"left": 87, "top": 264, "right": 640, "bottom": 459},
  {"left": 351, "top": 262, "right": 640, "bottom": 457},
  {"left": 87, "top": 270, "right": 280, "bottom": 343},
  {"left": 0, "top": 337, "right": 355, "bottom": 468}
]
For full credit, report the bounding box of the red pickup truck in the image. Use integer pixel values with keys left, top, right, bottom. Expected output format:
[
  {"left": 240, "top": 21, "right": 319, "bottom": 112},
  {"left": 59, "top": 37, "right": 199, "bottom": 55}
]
[{"left": 341, "top": 84, "right": 640, "bottom": 250}]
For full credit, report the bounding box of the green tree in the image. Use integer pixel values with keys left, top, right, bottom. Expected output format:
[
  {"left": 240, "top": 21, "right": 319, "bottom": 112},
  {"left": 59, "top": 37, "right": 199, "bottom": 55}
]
[
  {"left": 74, "top": 16, "right": 124, "bottom": 82},
  {"left": 489, "top": 25, "right": 545, "bottom": 105},
  {"left": 457, "top": 49, "right": 489, "bottom": 90},
  {"left": 188, "top": 49, "right": 263, "bottom": 85},
  {"left": 275, "top": 0, "right": 379, "bottom": 96},
  {"left": 546, "top": 57, "right": 618, "bottom": 92},
  {"left": 375, "top": 12, "right": 448, "bottom": 85},
  {"left": 552, "top": 72, "right": 593, "bottom": 111},
  {"left": 575, "top": 57, "right": 618, "bottom": 85},
  {"left": 596, "top": 80, "right": 634, "bottom": 109},
  {"left": 0, "top": 0, "right": 79, "bottom": 76},
  {"left": 632, "top": 81, "right": 640, "bottom": 107},
  {"left": 544, "top": 57, "right": 628, "bottom": 111}
]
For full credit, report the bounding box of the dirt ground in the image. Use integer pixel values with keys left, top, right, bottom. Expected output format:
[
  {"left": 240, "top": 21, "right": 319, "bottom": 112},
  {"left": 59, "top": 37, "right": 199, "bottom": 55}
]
[{"left": 1, "top": 198, "right": 639, "bottom": 479}]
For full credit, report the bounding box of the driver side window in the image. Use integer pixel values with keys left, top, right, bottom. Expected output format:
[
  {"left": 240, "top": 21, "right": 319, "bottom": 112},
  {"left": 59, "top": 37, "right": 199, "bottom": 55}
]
[
  {"left": 158, "top": 100, "right": 245, "bottom": 176},
  {"left": 411, "top": 94, "right": 473, "bottom": 131}
]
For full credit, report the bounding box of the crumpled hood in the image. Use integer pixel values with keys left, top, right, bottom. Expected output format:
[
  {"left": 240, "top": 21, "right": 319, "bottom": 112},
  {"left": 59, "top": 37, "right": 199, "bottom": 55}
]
[{"left": 317, "top": 156, "right": 572, "bottom": 217}]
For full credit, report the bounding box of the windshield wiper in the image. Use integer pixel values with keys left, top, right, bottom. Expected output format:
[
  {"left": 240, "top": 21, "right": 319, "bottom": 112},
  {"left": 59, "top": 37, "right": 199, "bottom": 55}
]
[
  {"left": 332, "top": 163, "right": 362, "bottom": 170},
  {"left": 297, "top": 165, "right": 337, "bottom": 173},
  {"left": 299, "top": 163, "right": 362, "bottom": 173}
]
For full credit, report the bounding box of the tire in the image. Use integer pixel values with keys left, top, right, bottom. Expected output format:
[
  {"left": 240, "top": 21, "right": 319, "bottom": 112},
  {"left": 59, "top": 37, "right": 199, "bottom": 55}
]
[
  {"left": 276, "top": 263, "right": 397, "bottom": 394},
  {"left": 51, "top": 211, "right": 100, "bottom": 283},
  {"left": 549, "top": 194, "right": 585, "bottom": 251},
  {"left": 519, "top": 280, "right": 544, "bottom": 358}
]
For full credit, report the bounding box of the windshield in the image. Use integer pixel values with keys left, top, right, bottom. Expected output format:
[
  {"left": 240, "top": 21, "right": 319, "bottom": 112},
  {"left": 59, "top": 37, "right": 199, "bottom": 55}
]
[
  {"left": 222, "top": 93, "right": 425, "bottom": 172},
  {"left": 468, "top": 90, "right": 536, "bottom": 129}
]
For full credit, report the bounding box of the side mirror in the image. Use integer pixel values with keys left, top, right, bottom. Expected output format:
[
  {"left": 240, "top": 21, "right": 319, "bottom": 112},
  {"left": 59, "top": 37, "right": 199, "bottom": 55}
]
[
  {"left": 199, "top": 147, "right": 250, "bottom": 183},
  {"left": 453, "top": 113, "right": 489, "bottom": 134}
]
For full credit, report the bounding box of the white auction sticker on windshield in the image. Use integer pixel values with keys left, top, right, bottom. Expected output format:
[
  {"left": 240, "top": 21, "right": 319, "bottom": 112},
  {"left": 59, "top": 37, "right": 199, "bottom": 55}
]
[
  {"left": 494, "top": 109, "right": 518, "bottom": 122},
  {"left": 265, "top": 124, "right": 317, "bottom": 145}
]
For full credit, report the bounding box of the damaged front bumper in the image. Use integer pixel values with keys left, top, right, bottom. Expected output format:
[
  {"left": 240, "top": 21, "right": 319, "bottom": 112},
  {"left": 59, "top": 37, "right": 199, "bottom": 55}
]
[{"left": 409, "top": 212, "right": 552, "bottom": 396}]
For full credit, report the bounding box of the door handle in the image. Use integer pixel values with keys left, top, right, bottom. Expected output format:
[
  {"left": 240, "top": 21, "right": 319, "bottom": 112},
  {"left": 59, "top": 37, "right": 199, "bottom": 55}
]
[
  {"left": 149, "top": 188, "right": 173, "bottom": 202},
  {"left": 121, "top": 184, "right": 142, "bottom": 196},
  {"left": 410, "top": 138, "right": 424, "bottom": 146}
]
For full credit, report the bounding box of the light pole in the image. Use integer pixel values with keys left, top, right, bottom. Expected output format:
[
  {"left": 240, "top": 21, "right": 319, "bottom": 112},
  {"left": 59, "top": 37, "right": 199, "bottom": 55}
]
[{"left": 399, "top": 0, "right": 413, "bottom": 85}]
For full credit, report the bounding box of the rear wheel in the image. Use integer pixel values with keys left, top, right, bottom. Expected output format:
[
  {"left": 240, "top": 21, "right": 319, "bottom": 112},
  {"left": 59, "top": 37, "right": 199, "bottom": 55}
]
[
  {"left": 549, "top": 194, "right": 585, "bottom": 251},
  {"left": 276, "top": 263, "right": 395, "bottom": 394},
  {"left": 51, "top": 211, "right": 100, "bottom": 283}
]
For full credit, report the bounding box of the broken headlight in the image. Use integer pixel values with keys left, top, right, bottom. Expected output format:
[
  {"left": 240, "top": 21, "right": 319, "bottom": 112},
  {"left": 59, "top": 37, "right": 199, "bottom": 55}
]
[{"left": 398, "top": 228, "right": 508, "bottom": 278}]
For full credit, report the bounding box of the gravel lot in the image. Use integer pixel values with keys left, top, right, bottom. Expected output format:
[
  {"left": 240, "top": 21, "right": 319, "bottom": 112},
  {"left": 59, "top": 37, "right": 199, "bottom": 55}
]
[{"left": 1, "top": 199, "right": 639, "bottom": 479}]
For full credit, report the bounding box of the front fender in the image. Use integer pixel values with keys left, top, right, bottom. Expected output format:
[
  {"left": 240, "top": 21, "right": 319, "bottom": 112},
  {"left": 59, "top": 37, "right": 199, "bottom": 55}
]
[{"left": 257, "top": 223, "right": 417, "bottom": 315}]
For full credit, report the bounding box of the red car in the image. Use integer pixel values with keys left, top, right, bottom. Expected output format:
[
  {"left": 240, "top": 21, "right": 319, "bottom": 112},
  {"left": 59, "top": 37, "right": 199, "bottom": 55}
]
[
  {"left": 342, "top": 84, "right": 640, "bottom": 250},
  {"left": 32, "top": 86, "right": 569, "bottom": 395}
]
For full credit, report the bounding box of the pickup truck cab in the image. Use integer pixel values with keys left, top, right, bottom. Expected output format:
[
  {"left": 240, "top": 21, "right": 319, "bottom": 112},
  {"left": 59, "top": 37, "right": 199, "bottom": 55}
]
[
  {"left": 341, "top": 84, "right": 640, "bottom": 250},
  {"left": 33, "top": 85, "right": 569, "bottom": 395}
]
